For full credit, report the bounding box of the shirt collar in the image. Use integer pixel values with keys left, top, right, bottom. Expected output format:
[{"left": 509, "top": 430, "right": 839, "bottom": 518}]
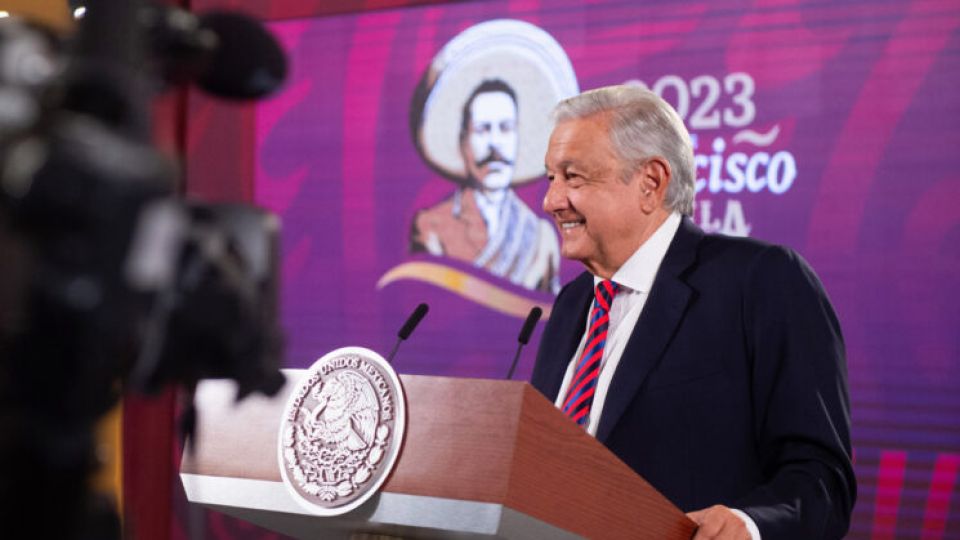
[
  {"left": 593, "top": 211, "right": 682, "bottom": 294},
  {"left": 472, "top": 187, "right": 510, "bottom": 236}
]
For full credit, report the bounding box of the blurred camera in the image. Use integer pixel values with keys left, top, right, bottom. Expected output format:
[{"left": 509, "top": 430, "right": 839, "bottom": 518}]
[
  {"left": 0, "top": 4, "right": 287, "bottom": 536},
  {"left": 0, "top": 2, "right": 287, "bottom": 404}
]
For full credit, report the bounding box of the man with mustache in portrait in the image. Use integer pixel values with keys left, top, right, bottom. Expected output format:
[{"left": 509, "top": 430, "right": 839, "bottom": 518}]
[{"left": 410, "top": 79, "right": 561, "bottom": 294}]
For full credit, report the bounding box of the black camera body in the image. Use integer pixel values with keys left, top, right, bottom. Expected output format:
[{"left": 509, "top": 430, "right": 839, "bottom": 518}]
[{"left": 0, "top": 3, "right": 287, "bottom": 537}]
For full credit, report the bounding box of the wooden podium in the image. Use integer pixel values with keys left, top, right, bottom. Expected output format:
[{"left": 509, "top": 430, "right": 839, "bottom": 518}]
[{"left": 180, "top": 371, "right": 696, "bottom": 539}]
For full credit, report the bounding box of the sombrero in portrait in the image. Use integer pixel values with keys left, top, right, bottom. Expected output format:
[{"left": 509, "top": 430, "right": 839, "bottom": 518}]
[{"left": 411, "top": 19, "right": 579, "bottom": 186}]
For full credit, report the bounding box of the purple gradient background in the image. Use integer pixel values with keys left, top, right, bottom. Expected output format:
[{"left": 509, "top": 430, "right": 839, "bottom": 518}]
[{"left": 250, "top": 1, "right": 960, "bottom": 538}]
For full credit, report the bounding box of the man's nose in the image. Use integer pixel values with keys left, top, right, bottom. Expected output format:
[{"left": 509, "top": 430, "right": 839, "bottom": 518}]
[
  {"left": 487, "top": 139, "right": 508, "bottom": 160},
  {"left": 543, "top": 180, "right": 567, "bottom": 213}
]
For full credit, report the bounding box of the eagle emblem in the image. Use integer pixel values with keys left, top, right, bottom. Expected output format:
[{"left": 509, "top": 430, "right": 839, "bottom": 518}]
[{"left": 278, "top": 347, "right": 405, "bottom": 515}]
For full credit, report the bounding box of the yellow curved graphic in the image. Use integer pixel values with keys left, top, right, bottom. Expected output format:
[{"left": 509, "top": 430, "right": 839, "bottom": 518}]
[{"left": 377, "top": 261, "right": 553, "bottom": 319}]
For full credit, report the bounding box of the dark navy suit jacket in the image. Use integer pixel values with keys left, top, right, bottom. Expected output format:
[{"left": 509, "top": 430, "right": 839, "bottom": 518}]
[{"left": 531, "top": 217, "right": 856, "bottom": 539}]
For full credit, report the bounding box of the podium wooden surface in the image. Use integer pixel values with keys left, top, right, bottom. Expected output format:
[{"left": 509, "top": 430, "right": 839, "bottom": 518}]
[{"left": 181, "top": 371, "right": 696, "bottom": 539}]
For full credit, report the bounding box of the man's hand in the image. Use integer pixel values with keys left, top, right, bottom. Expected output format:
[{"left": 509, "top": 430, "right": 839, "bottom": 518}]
[{"left": 686, "top": 505, "right": 752, "bottom": 540}]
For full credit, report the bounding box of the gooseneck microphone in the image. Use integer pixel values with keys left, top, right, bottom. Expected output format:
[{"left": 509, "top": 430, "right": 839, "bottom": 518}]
[
  {"left": 506, "top": 306, "right": 543, "bottom": 379},
  {"left": 386, "top": 303, "right": 429, "bottom": 364}
]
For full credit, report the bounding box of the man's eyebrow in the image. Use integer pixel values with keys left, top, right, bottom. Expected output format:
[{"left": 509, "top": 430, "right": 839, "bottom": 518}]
[{"left": 545, "top": 160, "right": 576, "bottom": 177}]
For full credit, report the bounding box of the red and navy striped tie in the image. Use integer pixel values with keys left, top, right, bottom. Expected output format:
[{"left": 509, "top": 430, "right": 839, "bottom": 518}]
[{"left": 562, "top": 279, "right": 620, "bottom": 427}]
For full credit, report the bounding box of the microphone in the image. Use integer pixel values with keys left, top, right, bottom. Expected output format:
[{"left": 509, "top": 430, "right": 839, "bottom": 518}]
[
  {"left": 506, "top": 306, "right": 542, "bottom": 379},
  {"left": 144, "top": 5, "right": 288, "bottom": 100},
  {"left": 58, "top": 1, "right": 287, "bottom": 142},
  {"left": 386, "top": 303, "right": 429, "bottom": 364},
  {"left": 194, "top": 11, "right": 287, "bottom": 99}
]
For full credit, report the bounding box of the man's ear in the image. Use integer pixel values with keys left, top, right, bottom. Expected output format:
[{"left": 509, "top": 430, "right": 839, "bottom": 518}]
[{"left": 638, "top": 157, "right": 671, "bottom": 212}]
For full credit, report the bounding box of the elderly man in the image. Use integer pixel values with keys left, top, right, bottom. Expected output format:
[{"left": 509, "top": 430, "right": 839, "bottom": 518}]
[{"left": 531, "top": 85, "right": 855, "bottom": 539}]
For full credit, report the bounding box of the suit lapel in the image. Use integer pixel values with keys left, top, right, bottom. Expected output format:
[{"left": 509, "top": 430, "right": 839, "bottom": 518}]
[
  {"left": 596, "top": 218, "right": 702, "bottom": 443},
  {"left": 539, "top": 273, "right": 594, "bottom": 400}
]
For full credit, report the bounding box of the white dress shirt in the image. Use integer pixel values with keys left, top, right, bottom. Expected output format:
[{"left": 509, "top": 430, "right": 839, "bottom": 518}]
[
  {"left": 553, "top": 211, "right": 761, "bottom": 540},
  {"left": 554, "top": 212, "right": 681, "bottom": 433}
]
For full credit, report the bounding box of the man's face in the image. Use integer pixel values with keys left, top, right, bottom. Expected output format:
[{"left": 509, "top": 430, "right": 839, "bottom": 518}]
[
  {"left": 461, "top": 91, "right": 518, "bottom": 192},
  {"left": 543, "top": 114, "right": 650, "bottom": 278}
]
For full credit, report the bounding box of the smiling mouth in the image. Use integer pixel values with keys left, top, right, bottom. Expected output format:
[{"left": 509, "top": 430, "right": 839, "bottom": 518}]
[{"left": 559, "top": 219, "right": 584, "bottom": 230}]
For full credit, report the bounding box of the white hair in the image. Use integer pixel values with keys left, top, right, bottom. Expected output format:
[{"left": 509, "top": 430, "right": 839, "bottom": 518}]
[{"left": 553, "top": 84, "right": 696, "bottom": 216}]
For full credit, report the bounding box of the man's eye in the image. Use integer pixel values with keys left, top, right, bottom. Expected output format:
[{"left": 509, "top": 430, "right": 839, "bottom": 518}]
[{"left": 566, "top": 173, "right": 586, "bottom": 187}]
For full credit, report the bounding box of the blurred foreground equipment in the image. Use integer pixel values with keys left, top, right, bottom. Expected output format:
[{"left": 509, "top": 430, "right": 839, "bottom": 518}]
[{"left": 0, "top": 1, "right": 288, "bottom": 537}]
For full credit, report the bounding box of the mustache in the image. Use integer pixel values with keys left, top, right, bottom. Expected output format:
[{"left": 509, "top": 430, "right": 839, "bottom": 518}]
[{"left": 475, "top": 149, "right": 514, "bottom": 168}]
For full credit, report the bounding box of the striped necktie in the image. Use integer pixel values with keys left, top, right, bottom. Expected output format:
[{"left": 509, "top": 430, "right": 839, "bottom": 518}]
[{"left": 562, "top": 279, "right": 620, "bottom": 427}]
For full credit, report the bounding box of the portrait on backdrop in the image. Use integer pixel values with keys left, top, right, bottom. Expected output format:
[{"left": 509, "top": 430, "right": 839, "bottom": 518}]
[{"left": 404, "top": 19, "right": 579, "bottom": 295}]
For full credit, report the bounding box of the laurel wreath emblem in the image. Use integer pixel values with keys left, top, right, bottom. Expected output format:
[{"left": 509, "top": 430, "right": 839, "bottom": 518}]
[{"left": 281, "top": 370, "right": 391, "bottom": 503}]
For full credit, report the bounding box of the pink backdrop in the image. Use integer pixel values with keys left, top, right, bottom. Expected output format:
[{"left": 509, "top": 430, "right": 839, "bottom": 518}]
[{"left": 181, "top": 0, "right": 960, "bottom": 538}]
